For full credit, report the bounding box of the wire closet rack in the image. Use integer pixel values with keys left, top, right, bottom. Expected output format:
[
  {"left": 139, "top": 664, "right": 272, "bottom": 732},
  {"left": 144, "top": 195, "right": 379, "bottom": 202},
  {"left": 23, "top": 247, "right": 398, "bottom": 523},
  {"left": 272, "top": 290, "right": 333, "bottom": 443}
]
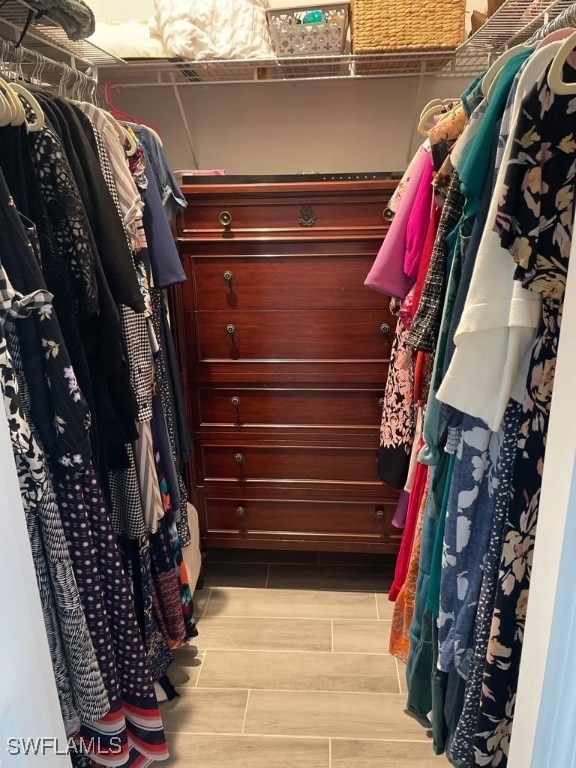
[
  {"left": 95, "top": 0, "right": 576, "bottom": 87},
  {"left": 0, "top": 0, "right": 122, "bottom": 69}
]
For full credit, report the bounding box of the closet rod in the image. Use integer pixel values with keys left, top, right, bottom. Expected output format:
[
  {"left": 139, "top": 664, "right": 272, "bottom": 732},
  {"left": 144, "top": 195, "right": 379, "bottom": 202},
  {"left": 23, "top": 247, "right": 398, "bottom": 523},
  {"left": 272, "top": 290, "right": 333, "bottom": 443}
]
[
  {"left": 0, "top": 35, "right": 97, "bottom": 96},
  {"left": 525, "top": 0, "right": 576, "bottom": 42}
]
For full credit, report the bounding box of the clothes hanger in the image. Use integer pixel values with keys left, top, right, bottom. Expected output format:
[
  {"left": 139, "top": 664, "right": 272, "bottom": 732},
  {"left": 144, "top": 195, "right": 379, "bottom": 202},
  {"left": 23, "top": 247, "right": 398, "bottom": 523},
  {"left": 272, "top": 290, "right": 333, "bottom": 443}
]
[
  {"left": 0, "top": 41, "right": 14, "bottom": 127},
  {"left": 9, "top": 44, "right": 45, "bottom": 133},
  {"left": 482, "top": 43, "right": 534, "bottom": 99},
  {"left": 536, "top": 27, "right": 576, "bottom": 49},
  {"left": 131, "top": 122, "right": 164, "bottom": 148},
  {"left": 104, "top": 80, "right": 163, "bottom": 144},
  {"left": 547, "top": 29, "right": 576, "bottom": 93},
  {"left": 0, "top": 41, "right": 25, "bottom": 126},
  {"left": 417, "top": 98, "right": 461, "bottom": 136}
]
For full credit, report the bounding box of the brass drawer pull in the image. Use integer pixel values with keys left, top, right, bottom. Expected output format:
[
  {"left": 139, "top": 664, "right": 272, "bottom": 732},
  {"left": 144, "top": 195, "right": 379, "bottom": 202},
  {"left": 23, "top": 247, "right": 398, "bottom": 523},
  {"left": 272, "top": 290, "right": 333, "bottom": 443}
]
[
  {"left": 234, "top": 452, "right": 244, "bottom": 464},
  {"left": 383, "top": 208, "right": 394, "bottom": 222},
  {"left": 375, "top": 509, "right": 385, "bottom": 521},
  {"left": 378, "top": 397, "right": 385, "bottom": 409},
  {"left": 230, "top": 396, "right": 240, "bottom": 408},
  {"left": 223, "top": 270, "right": 234, "bottom": 283},
  {"left": 380, "top": 323, "right": 390, "bottom": 336},
  {"left": 299, "top": 204, "right": 316, "bottom": 227},
  {"left": 219, "top": 210, "right": 232, "bottom": 227},
  {"left": 236, "top": 505, "right": 246, "bottom": 517},
  {"left": 226, "top": 324, "right": 236, "bottom": 336}
]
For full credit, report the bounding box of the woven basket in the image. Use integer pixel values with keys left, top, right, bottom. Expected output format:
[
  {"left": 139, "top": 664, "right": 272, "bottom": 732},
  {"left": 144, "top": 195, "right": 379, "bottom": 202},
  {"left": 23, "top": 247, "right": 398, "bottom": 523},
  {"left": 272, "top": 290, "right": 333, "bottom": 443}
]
[{"left": 351, "top": 0, "right": 466, "bottom": 54}]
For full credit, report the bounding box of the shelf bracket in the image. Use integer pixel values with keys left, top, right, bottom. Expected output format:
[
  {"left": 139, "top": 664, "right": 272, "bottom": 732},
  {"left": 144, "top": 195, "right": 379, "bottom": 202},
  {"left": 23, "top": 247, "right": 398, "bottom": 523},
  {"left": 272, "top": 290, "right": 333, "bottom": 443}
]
[
  {"left": 407, "top": 59, "right": 427, "bottom": 166},
  {"left": 169, "top": 71, "right": 199, "bottom": 170}
]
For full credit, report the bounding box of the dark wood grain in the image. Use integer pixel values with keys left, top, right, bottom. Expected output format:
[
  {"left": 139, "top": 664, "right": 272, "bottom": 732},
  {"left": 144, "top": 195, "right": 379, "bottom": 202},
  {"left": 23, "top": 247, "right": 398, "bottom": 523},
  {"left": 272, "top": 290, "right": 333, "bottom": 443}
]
[
  {"left": 197, "top": 387, "right": 385, "bottom": 429},
  {"left": 171, "top": 179, "right": 400, "bottom": 553},
  {"left": 200, "top": 444, "right": 381, "bottom": 484},
  {"left": 192, "top": 255, "right": 388, "bottom": 311},
  {"left": 176, "top": 181, "right": 395, "bottom": 241},
  {"left": 203, "top": 497, "right": 399, "bottom": 538},
  {"left": 195, "top": 309, "right": 394, "bottom": 362}
]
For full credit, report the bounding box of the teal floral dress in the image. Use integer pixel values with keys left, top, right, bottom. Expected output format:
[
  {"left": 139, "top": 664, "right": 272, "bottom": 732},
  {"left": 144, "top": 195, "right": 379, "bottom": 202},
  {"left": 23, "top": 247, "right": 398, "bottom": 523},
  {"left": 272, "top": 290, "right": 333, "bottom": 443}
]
[{"left": 473, "top": 63, "right": 575, "bottom": 766}]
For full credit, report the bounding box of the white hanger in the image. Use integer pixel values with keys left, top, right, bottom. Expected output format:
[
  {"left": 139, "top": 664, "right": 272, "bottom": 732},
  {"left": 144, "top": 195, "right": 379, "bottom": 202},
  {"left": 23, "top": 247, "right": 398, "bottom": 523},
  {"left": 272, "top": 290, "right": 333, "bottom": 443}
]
[
  {"left": 417, "top": 98, "right": 461, "bottom": 136},
  {"left": 536, "top": 27, "right": 576, "bottom": 50},
  {"left": 98, "top": 109, "right": 137, "bottom": 156},
  {"left": 482, "top": 43, "right": 534, "bottom": 99},
  {"left": 0, "top": 76, "right": 24, "bottom": 126},
  {"left": 11, "top": 84, "right": 45, "bottom": 133},
  {"left": 0, "top": 89, "right": 12, "bottom": 127},
  {"left": 547, "top": 29, "right": 576, "bottom": 93}
]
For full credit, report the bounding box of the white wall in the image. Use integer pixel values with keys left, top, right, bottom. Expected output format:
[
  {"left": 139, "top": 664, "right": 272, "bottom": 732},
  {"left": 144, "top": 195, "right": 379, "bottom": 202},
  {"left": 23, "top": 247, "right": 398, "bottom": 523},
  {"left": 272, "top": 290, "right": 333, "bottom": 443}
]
[
  {"left": 112, "top": 75, "right": 471, "bottom": 173},
  {"left": 0, "top": 405, "right": 68, "bottom": 766},
  {"left": 91, "top": 0, "right": 482, "bottom": 173}
]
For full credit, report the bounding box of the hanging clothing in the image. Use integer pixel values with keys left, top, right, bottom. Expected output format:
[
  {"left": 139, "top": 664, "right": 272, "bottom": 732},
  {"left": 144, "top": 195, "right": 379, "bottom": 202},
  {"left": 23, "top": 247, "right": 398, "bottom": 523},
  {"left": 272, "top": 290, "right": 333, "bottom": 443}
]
[
  {"left": 473, "top": 60, "right": 574, "bottom": 767},
  {"left": 377, "top": 317, "right": 415, "bottom": 489},
  {"left": 365, "top": 145, "right": 431, "bottom": 299},
  {"left": 0, "top": 271, "right": 108, "bottom": 736}
]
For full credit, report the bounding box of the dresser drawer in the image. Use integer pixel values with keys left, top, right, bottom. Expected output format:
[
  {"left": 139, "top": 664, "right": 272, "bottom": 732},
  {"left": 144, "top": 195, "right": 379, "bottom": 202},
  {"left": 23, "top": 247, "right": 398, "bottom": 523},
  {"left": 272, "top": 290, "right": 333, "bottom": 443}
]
[
  {"left": 178, "top": 188, "right": 393, "bottom": 240},
  {"left": 202, "top": 497, "right": 400, "bottom": 540},
  {"left": 192, "top": 256, "right": 387, "bottom": 311},
  {"left": 200, "top": 444, "right": 380, "bottom": 484},
  {"left": 198, "top": 387, "right": 384, "bottom": 429},
  {"left": 196, "top": 310, "right": 394, "bottom": 362}
]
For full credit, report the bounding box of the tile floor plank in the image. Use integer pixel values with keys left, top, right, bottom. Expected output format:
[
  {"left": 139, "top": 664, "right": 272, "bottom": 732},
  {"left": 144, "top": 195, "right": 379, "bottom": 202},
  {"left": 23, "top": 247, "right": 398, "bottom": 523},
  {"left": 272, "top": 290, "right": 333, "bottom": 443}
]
[
  {"left": 169, "top": 650, "right": 205, "bottom": 687},
  {"left": 163, "top": 733, "right": 329, "bottom": 767},
  {"left": 198, "top": 650, "right": 399, "bottom": 693},
  {"left": 375, "top": 592, "right": 394, "bottom": 621},
  {"left": 332, "top": 620, "right": 391, "bottom": 654},
  {"left": 161, "top": 689, "right": 248, "bottom": 735},
  {"left": 195, "top": 616, "right": 332, "bottom": 652},
  {"left": 205, "top": 588, "right": 378, "bottom": 620},
  {"left": 332, "top": 739, "right": 448, "bottom": 766},
  {"left": 244, "top": 690, "right": 431, "bottom": 740}
]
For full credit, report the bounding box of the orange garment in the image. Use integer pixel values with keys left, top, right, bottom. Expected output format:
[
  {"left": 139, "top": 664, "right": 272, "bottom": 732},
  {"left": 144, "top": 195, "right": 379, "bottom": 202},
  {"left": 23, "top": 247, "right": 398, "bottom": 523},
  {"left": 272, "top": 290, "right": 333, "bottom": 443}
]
[{"left": 389, "top": 469, "right": 430, "bottom": 661}]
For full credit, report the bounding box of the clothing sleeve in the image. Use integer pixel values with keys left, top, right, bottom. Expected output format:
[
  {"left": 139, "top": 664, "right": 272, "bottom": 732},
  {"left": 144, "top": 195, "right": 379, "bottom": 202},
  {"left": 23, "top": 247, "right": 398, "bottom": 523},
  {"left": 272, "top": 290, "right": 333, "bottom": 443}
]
[
  {"left": 142, "top": 163, "right": 186, "bottom": 289},
  {"left": 494, "top": 96, "right": 541, "bottom": 277}
]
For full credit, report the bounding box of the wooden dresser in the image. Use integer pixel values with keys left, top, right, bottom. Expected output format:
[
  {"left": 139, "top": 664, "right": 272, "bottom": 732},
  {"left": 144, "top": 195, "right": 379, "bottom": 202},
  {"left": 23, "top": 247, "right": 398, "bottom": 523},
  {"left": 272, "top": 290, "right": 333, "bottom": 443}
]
[{"left": 170, "top": 175, "right": 402, "bottom": 554}]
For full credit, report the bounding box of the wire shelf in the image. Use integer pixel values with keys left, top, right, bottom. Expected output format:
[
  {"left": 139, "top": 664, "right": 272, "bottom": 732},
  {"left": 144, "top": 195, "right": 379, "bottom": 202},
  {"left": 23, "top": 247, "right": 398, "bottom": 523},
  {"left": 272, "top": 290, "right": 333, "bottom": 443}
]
[
  {"left": 0, "top": 0, "right": 123, "bottom": 68},
  {"left": 97, "top": 0, "right": 576, "bottom": 87}
]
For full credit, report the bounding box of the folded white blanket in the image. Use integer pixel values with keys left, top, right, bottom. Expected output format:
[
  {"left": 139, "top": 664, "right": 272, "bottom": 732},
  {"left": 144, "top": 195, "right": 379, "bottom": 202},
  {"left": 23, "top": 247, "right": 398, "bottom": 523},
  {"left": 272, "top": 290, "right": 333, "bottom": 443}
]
[
  {"left": 89, "top": 20, "right": 168, "bottom": 59},
  {"left": 151, "top": 0, "right": 276, "bottom": 60}
]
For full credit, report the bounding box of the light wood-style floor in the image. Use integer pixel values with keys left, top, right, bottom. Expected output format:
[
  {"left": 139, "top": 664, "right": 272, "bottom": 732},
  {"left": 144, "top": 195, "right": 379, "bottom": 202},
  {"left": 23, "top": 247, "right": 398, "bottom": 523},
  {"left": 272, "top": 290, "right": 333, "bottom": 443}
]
[{"left": 161, "top": 551, "right": 449, "bottom": 767}]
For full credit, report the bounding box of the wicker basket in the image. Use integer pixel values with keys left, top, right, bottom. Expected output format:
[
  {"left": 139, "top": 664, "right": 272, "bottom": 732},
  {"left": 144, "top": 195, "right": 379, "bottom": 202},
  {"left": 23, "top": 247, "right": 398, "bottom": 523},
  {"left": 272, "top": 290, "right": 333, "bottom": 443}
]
[
  {"left": 266, "top": 3, "right": 350, "bottom": 57},
  {"left": 351, "top": 0, "right": 466, "bottom": 54}
]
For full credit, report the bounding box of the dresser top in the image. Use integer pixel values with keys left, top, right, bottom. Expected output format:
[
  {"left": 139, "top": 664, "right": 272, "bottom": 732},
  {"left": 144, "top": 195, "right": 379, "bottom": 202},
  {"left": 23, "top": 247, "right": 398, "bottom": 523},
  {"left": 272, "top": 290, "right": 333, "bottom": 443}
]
[{"left": 179, "top": 173, "right": 403, "bottom": 185}]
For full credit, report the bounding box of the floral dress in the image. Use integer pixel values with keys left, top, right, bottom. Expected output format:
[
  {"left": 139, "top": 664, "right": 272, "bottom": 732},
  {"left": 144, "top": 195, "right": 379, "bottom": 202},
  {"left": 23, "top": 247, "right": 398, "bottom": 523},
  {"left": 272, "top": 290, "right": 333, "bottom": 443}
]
[{"left": 473, "top": 63, "right": 576, "bottom": 767}]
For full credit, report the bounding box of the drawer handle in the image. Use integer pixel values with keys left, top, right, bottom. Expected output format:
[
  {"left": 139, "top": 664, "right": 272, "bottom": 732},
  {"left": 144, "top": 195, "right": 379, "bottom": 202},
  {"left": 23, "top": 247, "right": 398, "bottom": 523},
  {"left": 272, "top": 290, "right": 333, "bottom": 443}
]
[
  {"left": 299, "top": 204, "right": 316, "bottom": 227},
  {"left": 223, "top": 270, "right": 234, "bottom": 283},
  {"left": 378, "top": 397, "right": 385, "bottom": 409},
  {"left": 380, "top": 323, "right": 391, "bottom": 337},
  {"left": 219, "top": 210, "right": 233, "bottom": 227},
  {"left": 383, "top": 208, "right": 394, "bottom": 222},
  {"left": 226, "top": 323, "right": 236, "bottom": 336},
  {"left": 234, "top": 452, "right": 244, "bottom": 464},
  {"left": 375, "top": 509, "right": 385, "bottom": 522},
  {"left": 230, "top": 395, "right": 240, "bottom": 408},
  {"left": 236, "top": 505, "right": 246, "bottom": 517}
]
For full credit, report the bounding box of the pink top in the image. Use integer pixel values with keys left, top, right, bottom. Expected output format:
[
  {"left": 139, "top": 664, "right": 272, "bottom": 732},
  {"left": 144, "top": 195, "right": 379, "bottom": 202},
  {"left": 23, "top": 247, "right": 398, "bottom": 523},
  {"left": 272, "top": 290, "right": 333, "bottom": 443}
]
[
  {"left": 364, "top": 146, "right": 431, "bottom": 299},
  {"left": 404, "top": 154, "right": 434, "bottom": 279}
]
